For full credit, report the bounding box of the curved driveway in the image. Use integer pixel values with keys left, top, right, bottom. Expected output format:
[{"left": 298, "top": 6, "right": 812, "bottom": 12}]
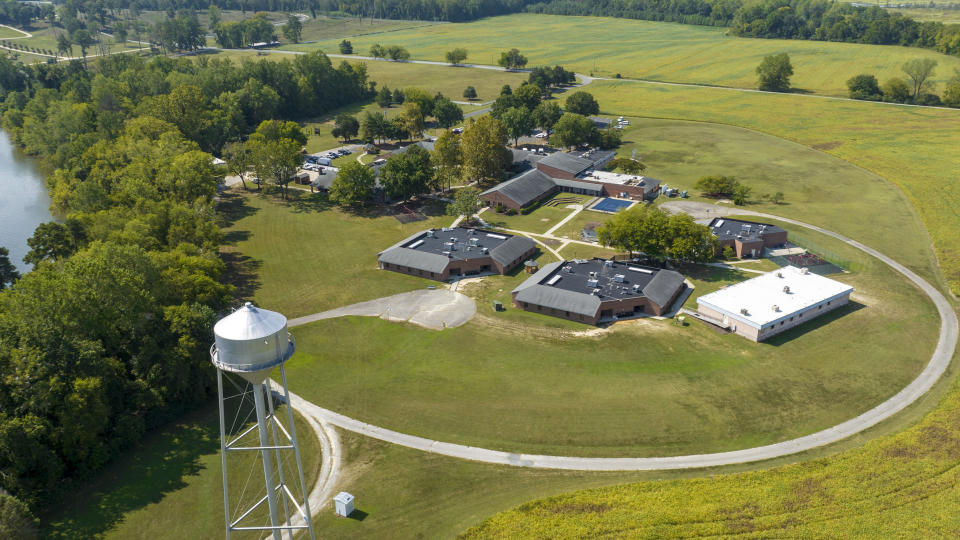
[{"left": 287, "top": 204, "right": 956, "bottom": 471}]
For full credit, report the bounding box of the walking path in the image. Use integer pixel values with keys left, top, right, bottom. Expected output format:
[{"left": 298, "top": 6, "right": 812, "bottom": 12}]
[
  {"left": 284, "top": 204, "right": 957, "bottom": 470},
  {"left": 544, "top": 204, "right": 584, "bottom": 236}
]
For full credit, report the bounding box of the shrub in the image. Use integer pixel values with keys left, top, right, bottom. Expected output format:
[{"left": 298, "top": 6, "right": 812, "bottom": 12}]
[{"left": 506, "top": 208, "right": 518, "bottom": 215}]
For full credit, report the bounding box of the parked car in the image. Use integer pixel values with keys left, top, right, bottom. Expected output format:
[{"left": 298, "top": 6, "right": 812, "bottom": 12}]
[
  {"left": 340, "top": 148, "right": 352, "bottom": 155},
  {"left": 452, "top": 127, "right": 463, "bottom": 134}
]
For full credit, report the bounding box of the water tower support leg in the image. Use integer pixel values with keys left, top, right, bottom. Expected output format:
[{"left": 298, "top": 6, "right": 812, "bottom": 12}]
[
  {"left": 254, "top": 382, "right": 283, "bottom": 540},
  {"left": 280, "top": 364, "right": 316, "bottom": 539},
  {"left": 217, "top": 370, "right": 231, "bottom": 540}
]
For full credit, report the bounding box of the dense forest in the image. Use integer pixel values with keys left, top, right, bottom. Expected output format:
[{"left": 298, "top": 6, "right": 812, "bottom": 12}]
[{"left": 0, "top": 51, "right": 370, "bottom": 528}]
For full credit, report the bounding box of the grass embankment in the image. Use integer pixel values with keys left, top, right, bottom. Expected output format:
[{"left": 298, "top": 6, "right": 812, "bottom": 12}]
[
  {"left": 282, "top": 220, "right": 935, "bottom": 457},
  {"left": 462, "top": 368, "right": 960, "bottom": 537},
  {"left": 293, "top": 13, "right": 960, "bottom": 97},
  {"left": 43, "top": 401, "right": 321, "bottom": 540},
  {"left": 576, "top": 82, "right": 960, "bottom": 294}
]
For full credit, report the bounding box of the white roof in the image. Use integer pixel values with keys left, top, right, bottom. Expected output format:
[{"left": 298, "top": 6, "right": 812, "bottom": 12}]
[
  {"left": 581, "top": 170, "right": 651, "bottom": 187},
  {"left": 697, "top": 266, "right": 853, "bottom": 328},
  {"left": 214, "top": 302, "right": 287, "bottom": 341}
]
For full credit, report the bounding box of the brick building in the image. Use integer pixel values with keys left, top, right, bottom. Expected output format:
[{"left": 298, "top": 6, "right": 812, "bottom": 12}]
[
  {"left": 511, "top": 258, "right": 687, "bottom": 325},
  {"left": 709, "top": 218, "right": 788, "bottom": 258},
  {"left": 378, "top": 227, "right": 536, "bottom": 281}
]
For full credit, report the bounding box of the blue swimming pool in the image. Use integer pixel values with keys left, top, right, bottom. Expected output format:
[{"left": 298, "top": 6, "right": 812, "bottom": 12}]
[{"left": 592, "top": 198, "right": 634, "bottom": 213}]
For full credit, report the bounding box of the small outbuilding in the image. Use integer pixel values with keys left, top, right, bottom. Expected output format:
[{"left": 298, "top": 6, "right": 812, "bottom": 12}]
[{"left": 334, "top": 492, "right": 354, "bottom": 517}]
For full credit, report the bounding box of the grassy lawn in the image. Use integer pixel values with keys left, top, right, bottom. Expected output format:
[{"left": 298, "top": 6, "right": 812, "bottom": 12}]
[
  {"left": 483, "top": 193, "right": 593, "bottom": 234},
  {"left": 296, "top": 13, "right": 960, "bottom": 97},
  {"left": 577, "top": 81, "right": 960, "bottom": 294},
  {"left": 42, "top": 400, "right": 321, "bottom": 540},
  {"left": 218, "top": 189, "right": 450, "bottom": 318},
  {"left": 339, "top": 58, "right": 528, "bottom": 102},
  {"left": 283, "top": 222, "right": 936, "bottom": 457},
  {"left": 0, "top": 25, "right": 30, "bottom": 39},
  {"left": 463, "top": 359, "right": 960, "bottom": 538},
  {"left": 551, "top": 209, "right": 612, "bottom": 240},
  {"left": 556, "top": 242, "right": 618, "bottom": 260}
]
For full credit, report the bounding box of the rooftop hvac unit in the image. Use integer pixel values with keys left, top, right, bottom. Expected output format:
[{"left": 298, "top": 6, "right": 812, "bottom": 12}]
[
  {"left": 801, "top": 267, "right": 810, "bottom": 275},
  {"left": 563, "top": 265, "right": 574, "bottom": 273},
  {"left": 589, "top": 271, "right": 597, "bottom": 277},
  {"left": 632, "top": 284, "right": 641, "bottom": 291},
  {"left": 482, "top": 247, "right": 488, "bottom": 254},
  {"left": 776, "top": 271, "right": 783, "bottom": 278},
  {"left": 592, "top": 288, "right": 602, "bottom": 295},
  {"left": 468, "top": 229, "right": 476, "bottom": 235},
  {"left": 772, "top": 305, "right": 780, "bottom": 312},
  {"left": 740, "top": 308, "right": 749, "bottom": 315},
  {"left": 604, "top": 260, "right": 614, "bottom": 267},
  {"left": 426, "top": 229, "right": 435, "bottom": 238},
  {"left": 469, "top": 237, "right": 479, "bottom": 246},
  {"left": 783, "top": 285, "right": 791, "bottom": 293},
  {"left": 587, "top": 279, "right": 599, "bottom": 287},
  {"left": 614, "top": 274, "right": 625, "bottom": 283}
]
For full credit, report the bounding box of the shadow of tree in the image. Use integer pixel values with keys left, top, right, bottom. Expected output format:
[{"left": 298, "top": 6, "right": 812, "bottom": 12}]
[
  {"left": 217, "top": 191, "right": 260, "bottom": 228},
  {"left": 42, "top": 406, "right": 221, "bottom": 540},
  {"left": 220, "top": 251, "right": 262, "bottom": 300}
]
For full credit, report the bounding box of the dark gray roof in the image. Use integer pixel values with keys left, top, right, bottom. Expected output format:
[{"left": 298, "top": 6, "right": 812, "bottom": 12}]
[
  {"left": 392, "top": 140, "right": 435, "bottom": 155},
  {"left": 553, "top": 178, "right": 603, "bottom": 194},
  {"left": 640, "top": 176, "right": 661, "bottom": 195},
  {"left": 589, "top": 116, "right": 613, "bottom": 129},
  {"left": 708, "top": 218, "right": 785, "bottom": 242},
  {"left": 511, "top": 148, "right": 544, "bottom": 166},
  {"left": 641, "top": 270, "right": 686, "bottom": 309},
  {"left": 513, "top": 262, "right": 563, "bottom": 294},
  {"left": 514, "top": 285, "right": 602, "bottom": 317},
  {"left": 378, "top": 247, "right": 450, "bottom": 274},
  {"left": 538, "top": 152, "right": 594, "bottom": 175},
  {"left": 489, "top": 236, "right": 536, "bottom": 266},
  {"left": 480, "top": 169, "right": 556, "bottom": 207}
]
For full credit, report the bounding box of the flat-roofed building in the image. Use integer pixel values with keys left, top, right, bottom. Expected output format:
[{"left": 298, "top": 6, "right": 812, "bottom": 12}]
[
  {"left": 378, "top": 227, "right": 536, "bottom": 281},
  {"left": 696, "top": 265, "right": 853, "bottom": 342},
  {"left": 511, "top": 258, "right": 687, "bottom": 325},
  {"left": 709, "top": 218, "right": 787, "bottom": 258}
]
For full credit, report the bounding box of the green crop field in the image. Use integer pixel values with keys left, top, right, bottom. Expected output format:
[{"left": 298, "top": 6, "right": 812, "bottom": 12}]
[
  {"left": 569, "top": 81, "right": 960, "bottom": 294},
  {"left": 291, "top": 13, "right": 960, "bottom": 97},
  {"left": 42, "top": 402, "right": 321, "bottom": 539}
]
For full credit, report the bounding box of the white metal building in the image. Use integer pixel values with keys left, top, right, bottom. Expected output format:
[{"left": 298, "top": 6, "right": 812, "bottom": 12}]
[{"left": 696, "top": 266, "right": 853, "bottom": 342}]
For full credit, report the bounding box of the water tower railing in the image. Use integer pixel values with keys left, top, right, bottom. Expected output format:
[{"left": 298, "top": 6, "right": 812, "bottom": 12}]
[{"left": 209, "top": 333, "right": 296, "bottom": 373}]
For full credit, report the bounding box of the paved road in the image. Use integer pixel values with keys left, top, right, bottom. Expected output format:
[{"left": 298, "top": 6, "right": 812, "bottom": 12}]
[
  {"left": 286, "top": 205, "right": 957, "bottom": 470},
  {"left": 288, "top": 289, "right": 476, "bottom": 330}
]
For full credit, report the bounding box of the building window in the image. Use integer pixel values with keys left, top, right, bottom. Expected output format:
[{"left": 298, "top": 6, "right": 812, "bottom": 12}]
[
  {"left": 789, "top": 317, "right": 794, "bottom": 322},
  {"left": 827, "top": 301, "right": 831, "bottom": 306},
  {"left": 819, "top": 305, "right": 822, "bottom": 310}
]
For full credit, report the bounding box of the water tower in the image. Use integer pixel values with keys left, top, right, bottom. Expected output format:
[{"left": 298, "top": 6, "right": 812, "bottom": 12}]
[{"left": 210, "top": 302, "right": 315, "bottom": 540}]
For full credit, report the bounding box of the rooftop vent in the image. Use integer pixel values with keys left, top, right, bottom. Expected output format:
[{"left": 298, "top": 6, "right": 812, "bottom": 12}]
[
  {"left": 442, "top": 251, "right": 451, "bottom": 258},
  {"left": 604, "top": 260, "right": 614, "bottom": 267},
  {"left": 592, "top": 288, "right": 602, "bottom": 295},
  {"left": 801, "top": 267, "right": 810, "bottom": 275},
  {"left": 587, "top": 278, "right": 599, "bottom": 288},
  {"left": 563, "top": 265, "right": 574, "bottom": 273},
  {"left": 481, "top": 247, "right": 488, "bottom": 254},
  {"left": 426, "top": 229, "right": 435, "bottom": 238},
  {"left": 772, "top": 305, "right": 780, "bottom": 312},
  {"left": 783, "top": 285, "right": 791, "bottom": 293},
  {"left": 776, "top": 271, "right": 783, "bottom": 278},
  {"left": 740, "top": 308, "right": 749, "bottom": 315},
  {"left": 632, "top": 284, "right": 641, "bottom": 291}
]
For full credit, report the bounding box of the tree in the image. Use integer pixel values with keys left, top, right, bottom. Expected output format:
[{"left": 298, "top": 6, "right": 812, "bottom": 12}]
[
  {"left": 332, "top": 113, "right": 360, "bottom": 142},
  {"left": 490, "top": 93, "right": 522, "bottom": 119},
  {"left": 56, "top": 33, "right": 72, "bottom": 58},
  {"left": 943, "top": 69, "right": 960, "bottom": 108},
  {"left": 283, "top": 15, "right": 303, "bottom": 44},
  {"left": 500, "top": 106, "right": 534, "bottom": 147},
  {"left": 431, "top": 131, "right": 463, "bottom": 192},
  {"left": 360, "top": 110, "right": 390, "bottom": 143},
  {"left": 72, "top": 29, "right": 94, "bottom": 66},
  {"left": 605, "top": 157, "right": 646, "bottom": 175},
  {"left": 550, "top": 113, "right": 595, "bottom": 149},
  {"left": 902, "top": 58, "right": 937, "bottom": 98},
  {"left": 498, "top": 48, "right": 527, "bottom": 70},
  {"left": 846, "top": 74, "right": 881, "bottom": 101},
  {"left": 565, "top": 91, "right": 599, "bottom": 115},
  {"left": 447, "top": 186, "right": 480, "bottom": 219},
  {"left": 380, "top": 144, "right": 433, "bottom": 201},
  {"left": 514, "top": 83, "right": 542, "bottom": 110},
  {"left": 732, "top": 183, "right": 753, "bottom": 205},
  {"left": 339, "top": 39, "right": 353, "bottom": 54},
  {"left": 392, "top": 88, "right": 404, "bottom": 104},
  {"left": 597, "top": 205, "right": 715, "bottom": 262},
  {"left": 401, "top": 87, "right": 434, "bottom": 117},
  {"left": 24, "top": 222, "right": 77, "bottom": 267},
  {"left": 400, "top": 102, "right": 425, "bottom": 139},
  {"left": 532, "top": 101, "right": 562, "bottom": 132},
  {"left": 770, "top": 191, "right": 785, "bottom": 205},
  {"left": 463, "top": 86, "right": 477, "bottom": 100},
  {"left": 756, "top": 53, "right": 793, "bottom": 92},
  {"left": 208, "top": 4, "right": 222, "bottom": 30},
  {"left": 248, "top": 120, "right": 306, "bottom": 200},
  {"left": 433, "top": 97, "right": 463, "bottom": 129},
  {"left": 114, "top": 22, "right": 128, "bottom": 45},
  {"left": 329, "top": 161, "right": 375, "bottom": 206},
  {"left": 0, "top": 246, "right": 19, "bottom": 290},
  {"left": 0, "top": 494, "right": 38, "bottom": 540},
  {"left": 386, "top": 45, "right": 409, "bottom": 61},
  {"left": 695, "top": 175, "right": 740, "bottom": 198},
  {"left": 882, "top": 77, "right": 912, "bottom": 103},
  {"left": 375, "top": 85, "right": 392, "bottom": 107},
  {"left": 461, "top": 116, "right": 511, "bottom": 186},
  {"left": 223, "top": 141, "right": 252, "bottom": 190},
  {"left": 369, "top": 43, "right": 386, "bottom": 58},
  {"left": 445, "top": 48, "right": 468, "bottom": 65},
  {"left": 500, "top": 84, "right": 512, "bottom": 95}
]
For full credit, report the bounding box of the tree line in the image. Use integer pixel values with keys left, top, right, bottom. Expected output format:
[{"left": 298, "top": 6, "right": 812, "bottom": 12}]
[{"left": 0, "top": 50, "right": 371, "bottom": 529}]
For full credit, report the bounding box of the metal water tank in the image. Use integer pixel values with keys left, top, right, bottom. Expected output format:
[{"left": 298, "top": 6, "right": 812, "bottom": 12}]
[{"left": 211, "top": 302, "right": 294, "bottom": 383}]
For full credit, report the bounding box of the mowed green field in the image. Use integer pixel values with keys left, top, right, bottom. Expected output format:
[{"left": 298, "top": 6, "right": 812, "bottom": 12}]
[
  {"left": 576, "top": 81, "right": 960, "bottom": 293},
  {"left": 43, "top": 403, "right": 321, "bottom": 540},
  {"left": 292, "top": 13, "right": 960, "bottom": 96},
  {"left": 282, "top": 219, "right": 935, "bottom": 457}
]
